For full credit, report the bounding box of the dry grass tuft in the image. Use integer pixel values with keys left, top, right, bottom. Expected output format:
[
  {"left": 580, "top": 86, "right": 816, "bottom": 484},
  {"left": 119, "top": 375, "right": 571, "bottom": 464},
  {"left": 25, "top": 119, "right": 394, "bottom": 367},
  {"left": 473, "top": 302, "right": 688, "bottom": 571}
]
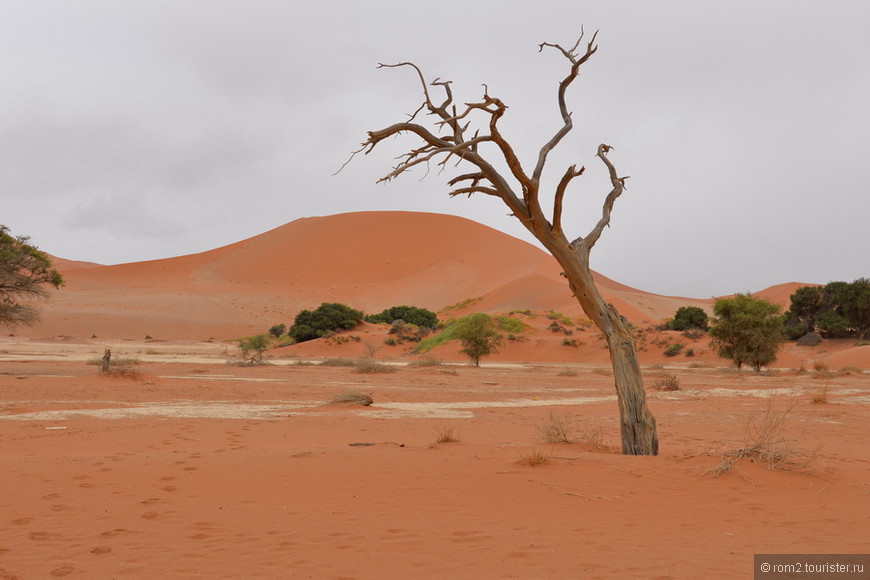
[
  {"left": 515, "top": 447, "right": 550, "bottom": 466},
  {"left": 433, "top": 424, "right": 459, "bottom": 444},
  {"left": 538, "top": 412, "right": 574, "bottom": 443},
  {"left": 408, "top": 355, "right": 442, "bottom": 367},
  {"left": 651, "top": 374, "right": 680, "bottom": 391},
  {"left": 326, "top": 391, "right": 373, "bottom": 406},
  {"left": 576, "top": 425, "right": 606, "bottom": 448},
  {"left": 319, "top": 357, "right": 356, "bottom": 367},
  {"left": 353, "top": 357, "right": 396, "bottom": 374},
  {"left": 810, "top": 386, "right": 829, "bottom": 404},
  {"left": 708, "top": 399, "right": 818, "bottom": 477}
]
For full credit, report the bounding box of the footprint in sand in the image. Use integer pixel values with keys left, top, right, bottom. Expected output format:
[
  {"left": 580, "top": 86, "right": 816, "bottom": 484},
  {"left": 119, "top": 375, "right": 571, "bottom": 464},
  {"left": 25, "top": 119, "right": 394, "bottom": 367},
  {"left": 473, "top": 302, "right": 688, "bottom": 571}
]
[
  {"left": 11, "top": 518, "right": 32, "bottom": 526},
  {"left": 100, "top": 528, "right": 131, "bottom": 538},
  {"left": 141, "top": 512, "right": 160, "bottom": 520},
  {"left": 50, "top": 565, "right": 81, "bottom": 577},
  {"left": 28, "top": 532, "right": 61, "bottom": 541},
  {"left": 90, "top": 546, "right": 112, "bottom": 555}
]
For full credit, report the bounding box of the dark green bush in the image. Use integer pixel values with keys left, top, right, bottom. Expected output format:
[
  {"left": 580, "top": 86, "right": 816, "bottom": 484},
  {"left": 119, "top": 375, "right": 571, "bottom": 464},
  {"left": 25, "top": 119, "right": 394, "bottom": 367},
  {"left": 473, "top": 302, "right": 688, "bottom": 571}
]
[
  {"left": 289, "top": 303, "right": 364, "bottom": 343},
  {"left": 268, "top": 323, "right": 287, "bottom": 338},
  {"left": 669, "top": 306, "right": 709, "bottom": 331},
  {"left": 365, "top": 306, "right": 438, "bottom": 328},
  {"left": 786, "top": 279, "right": 870, "bottom": 339}
]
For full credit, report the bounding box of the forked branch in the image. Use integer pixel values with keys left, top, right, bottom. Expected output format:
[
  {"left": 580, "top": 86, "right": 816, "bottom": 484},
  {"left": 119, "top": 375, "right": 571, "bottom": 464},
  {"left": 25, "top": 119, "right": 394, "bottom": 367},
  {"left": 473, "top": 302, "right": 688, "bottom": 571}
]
[{"left": 576, "top": 144, "right": 630, "bottom": 251}]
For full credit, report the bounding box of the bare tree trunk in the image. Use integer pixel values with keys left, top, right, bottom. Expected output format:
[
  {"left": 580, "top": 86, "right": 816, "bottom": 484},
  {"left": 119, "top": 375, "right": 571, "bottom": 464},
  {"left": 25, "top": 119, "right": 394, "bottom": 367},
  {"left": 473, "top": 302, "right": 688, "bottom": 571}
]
[
  {"left": 546, "top": 237, "right": 658, "bottom": 455},
  {"left": 345, "top": 30, "right": 660, "bottom": 454}
]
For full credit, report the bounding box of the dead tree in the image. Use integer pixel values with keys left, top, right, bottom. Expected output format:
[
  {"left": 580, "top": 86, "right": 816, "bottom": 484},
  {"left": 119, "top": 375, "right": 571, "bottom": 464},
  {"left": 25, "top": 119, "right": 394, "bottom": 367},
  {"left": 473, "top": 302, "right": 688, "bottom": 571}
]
[{"left": 343, "top": 31, "right": 658, "bottom": 455}]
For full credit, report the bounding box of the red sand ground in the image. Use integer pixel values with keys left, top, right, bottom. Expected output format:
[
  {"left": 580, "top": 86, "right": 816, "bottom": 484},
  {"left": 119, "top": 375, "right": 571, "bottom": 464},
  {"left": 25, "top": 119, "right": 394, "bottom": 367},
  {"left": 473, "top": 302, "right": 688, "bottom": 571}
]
[{"left": 1, "top": 211, "right": 868, "bottom": 578}]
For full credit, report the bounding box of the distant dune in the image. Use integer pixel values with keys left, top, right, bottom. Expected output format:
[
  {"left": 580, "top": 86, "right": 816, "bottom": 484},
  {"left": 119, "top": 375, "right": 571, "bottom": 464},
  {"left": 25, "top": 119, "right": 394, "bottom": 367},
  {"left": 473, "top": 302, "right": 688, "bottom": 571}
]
[{"left": 25, "top": 211, "right": 794, "bottom": 340}]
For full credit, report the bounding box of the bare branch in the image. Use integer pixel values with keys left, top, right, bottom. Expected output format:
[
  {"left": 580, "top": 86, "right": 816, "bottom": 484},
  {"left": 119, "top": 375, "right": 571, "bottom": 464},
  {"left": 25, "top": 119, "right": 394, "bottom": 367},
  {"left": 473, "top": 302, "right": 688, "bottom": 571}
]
[
  {"left": 448, "top": 186, "right": 500, "bottom": 198},
  {"left": 532, "top": 30, "right": 599, "bottom": 185},
  {"left": 581, "top": 144, "right": 629, "bottom": 251},
  {"left": 552, "top": 164, "right": 585, "bottom": 234}
]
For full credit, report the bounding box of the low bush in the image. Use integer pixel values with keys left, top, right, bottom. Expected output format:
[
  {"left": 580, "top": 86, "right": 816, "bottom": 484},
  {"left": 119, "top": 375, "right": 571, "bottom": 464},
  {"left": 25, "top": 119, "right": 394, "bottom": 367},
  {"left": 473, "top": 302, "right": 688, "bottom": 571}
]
[
  {"left": 268, "top": 323, "right": 286, "bottom": 338},
  {"left": 664, "top": 343, "right": 684, "bottom": 357},
  {"left": 238, "top": 334, "right": 271, "bottom": 364},
  {"left": 668, "top": 306, "right": 709, "bottom": 331},
  {"left": 365, "top": 306, "right": 438, "bottom": 328},
  {"left": 354, "top": 357, "right": 396, "bottom": 374},
  {"left": 651, "top": 374, "right": 680, "bottom": 391},
  {"left": 289, "top": 303, "right": 363, "bottom": 343}
]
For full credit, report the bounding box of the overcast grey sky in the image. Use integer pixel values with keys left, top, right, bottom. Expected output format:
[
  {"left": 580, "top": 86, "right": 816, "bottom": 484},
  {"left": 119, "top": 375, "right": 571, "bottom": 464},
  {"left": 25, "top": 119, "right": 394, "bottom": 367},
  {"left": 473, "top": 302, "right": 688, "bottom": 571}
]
[{"left": 2, "top": 1, "right": 868, "bottom": 298}]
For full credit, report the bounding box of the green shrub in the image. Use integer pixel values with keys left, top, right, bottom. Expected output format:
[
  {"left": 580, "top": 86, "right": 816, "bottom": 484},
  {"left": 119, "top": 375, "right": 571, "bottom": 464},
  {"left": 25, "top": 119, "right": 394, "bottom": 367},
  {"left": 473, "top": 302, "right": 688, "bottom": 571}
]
[
  {"left": 365, "top": 306, "right": 438, "bottom": 328},
  {"left": 268, "top": 323, "right": 287, "bottom": 338},
  {"left": 454, "top": 313, "right": 503, "bottom": 366},
  {"left": 669, "top": 306, "right": 709, "bottom": 331},
  {"left": 289, "top": 303, "right": 363, "bottom": 343},
  {"left": 496, "top": 315, "right": 528, "bottom": 334},
  {"left": 710, "top": 294, "right": 786, "bottom": 371},
  {"left": 663, "top": 343, "right": 684, "bottom": 357},
  {"left": 238, "top": 333, "right": 271, "bottom": 364}
]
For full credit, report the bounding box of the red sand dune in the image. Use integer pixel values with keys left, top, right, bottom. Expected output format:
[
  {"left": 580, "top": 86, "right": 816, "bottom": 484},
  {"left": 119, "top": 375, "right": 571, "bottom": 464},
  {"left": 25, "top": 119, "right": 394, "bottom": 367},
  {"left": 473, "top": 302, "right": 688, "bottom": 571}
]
[{"left": 29, "top": 211, "right": 708, "bottom": 340}]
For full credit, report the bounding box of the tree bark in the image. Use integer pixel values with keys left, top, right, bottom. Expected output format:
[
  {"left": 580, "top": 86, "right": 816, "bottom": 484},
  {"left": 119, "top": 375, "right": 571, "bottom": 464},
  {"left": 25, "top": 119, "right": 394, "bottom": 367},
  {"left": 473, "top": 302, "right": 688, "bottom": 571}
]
[{"left": 542, "top": 234, "right": 658, "bottom": 455}]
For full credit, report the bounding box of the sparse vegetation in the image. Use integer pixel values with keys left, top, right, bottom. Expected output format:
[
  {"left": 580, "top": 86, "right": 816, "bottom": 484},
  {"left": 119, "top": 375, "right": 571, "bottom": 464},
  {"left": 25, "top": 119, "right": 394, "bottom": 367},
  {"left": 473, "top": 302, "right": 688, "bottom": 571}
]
[
  {"left": 268, "top": 323, "right": 287, "bottom": 338},
  {"left": 785, "top": 279, "right": 870, "bottom": 339},
  {"left": 810, "top": 386, "right": 829, "bottom": 404},
  {"left": 365, "top": 306, "right": 438, "bottom": 328},
  {"left": 442, "top": 297, "right": 482, "bottom": 312},
  {"left": 326, "top": 391, "right": 373, "bottom": 406},
  {"left": 238, "top": 333, "right": 270, "bottom": 365},
  {"left": 663, "top": 343, "right": 684, "bottom": 357},
  {"left": 433, "top": 424, "right": 459, "bottom": 444},
  {"left": 319, "top": 357, "right": 356, "bottom": 367},
  {"left": 709, "top": 399, "right": 818, "bottom": 476},
  {"left": 651, "top": 374, "right": 680, "bottom": 391},
  {"left": 289, "top": 303, "right": 364, "bottom": 343},
  {"left": 0, "top": 225, "right": 64, "bottom": 328},
  {"left": 407, "top": 355, "right": 442, "bottom": 367},
  {"left": 515, "top": 447, "right": 550, "bottom": 466},
  {"left": 453, "top": 313, "right": 503, "bottom": 366},
  {"left": 92, "top": 348, "right": 141, "bottom": 379},
  {"left": 495, "top": 315, "right": 528, "bottom": 334},
  {"left": 538, "top": 412, "right": 574, "bottom": 443},
  {"left": 353, "top": 357, "right": 396, "bottom": 374},
  {"left": 667, "top": 306, "right": 709, "bottom": 332},
  {"left": 709, "top": 294, "right": 786, "bottom": 371}
]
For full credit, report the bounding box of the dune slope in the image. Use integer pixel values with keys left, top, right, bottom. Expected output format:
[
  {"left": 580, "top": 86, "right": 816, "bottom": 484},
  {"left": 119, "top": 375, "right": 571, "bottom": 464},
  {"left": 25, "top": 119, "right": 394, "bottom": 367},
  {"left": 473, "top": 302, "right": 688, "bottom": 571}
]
[{"left": 30, "top": 212, "right": 712, "bottom": 339}]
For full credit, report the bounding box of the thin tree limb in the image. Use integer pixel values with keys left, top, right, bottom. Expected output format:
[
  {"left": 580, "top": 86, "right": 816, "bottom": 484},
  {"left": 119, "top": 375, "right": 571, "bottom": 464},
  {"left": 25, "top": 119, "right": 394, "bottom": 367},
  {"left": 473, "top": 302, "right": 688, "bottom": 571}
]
[{"left": 580, "top": 144, "right": 629, "bottom": 251}]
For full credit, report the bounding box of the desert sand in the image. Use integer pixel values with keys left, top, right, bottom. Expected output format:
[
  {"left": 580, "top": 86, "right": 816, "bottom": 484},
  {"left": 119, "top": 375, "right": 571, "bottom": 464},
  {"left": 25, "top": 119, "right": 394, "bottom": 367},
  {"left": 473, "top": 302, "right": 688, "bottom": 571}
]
[{"left": 1, "top": 211, "right": 868, "bottom": 579}]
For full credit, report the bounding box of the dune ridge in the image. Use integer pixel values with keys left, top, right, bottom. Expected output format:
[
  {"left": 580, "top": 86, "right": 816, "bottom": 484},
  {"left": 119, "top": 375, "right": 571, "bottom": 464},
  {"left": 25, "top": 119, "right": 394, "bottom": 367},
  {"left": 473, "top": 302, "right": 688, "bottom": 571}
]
[{"left": 28, "top": 211, "right": 791, "bottom": 340}]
